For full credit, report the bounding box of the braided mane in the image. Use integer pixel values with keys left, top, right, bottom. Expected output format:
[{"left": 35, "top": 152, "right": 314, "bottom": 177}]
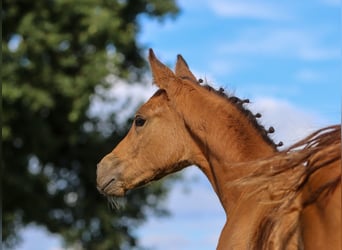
[{"left": 200, "top": 82, "right": 280, "bottom": 149}]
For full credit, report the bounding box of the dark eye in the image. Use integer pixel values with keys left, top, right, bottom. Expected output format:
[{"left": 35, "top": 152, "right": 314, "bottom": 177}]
[{"left": 134, "top": 116, "right": 146, "bottom": 127}]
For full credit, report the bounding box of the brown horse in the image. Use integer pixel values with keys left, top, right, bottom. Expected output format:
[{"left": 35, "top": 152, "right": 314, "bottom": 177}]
[{"left": 97, "top": 49, "right": 341, "bottom": 249}]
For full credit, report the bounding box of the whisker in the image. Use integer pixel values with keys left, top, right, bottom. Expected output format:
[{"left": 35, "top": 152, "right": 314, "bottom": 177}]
[{"left": 107, "top": 196, "right": 126, "bottom": 210}]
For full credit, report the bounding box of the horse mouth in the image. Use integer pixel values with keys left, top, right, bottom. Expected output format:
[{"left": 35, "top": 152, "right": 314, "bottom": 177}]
[{"left": 97, "top": 178, "right": 126, "bottom": 197}]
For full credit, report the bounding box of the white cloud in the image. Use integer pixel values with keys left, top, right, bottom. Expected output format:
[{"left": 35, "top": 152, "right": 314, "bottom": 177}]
[
  {"left": 249, "top": 97, "right": 328, "bottom": 146},
  {"left": 88, "top": 75, "right": 157, "bottom": 126},
  {"left": 217, "top": 28, "right": 339, "bottom": 61},
  {"left": 298, "top": 46, "right": 340, "bottom": 61},
  {"left": 207, "top": 0, "right": 290, "bottom": 20},
  {"left": 319, "top": 0, "right": 341, "bottom": 6},
  {"left": 295, "top": 69, "right": 323, "bottom": 82},
  {"left": 16, "top": 224, "right": 63, "bottom": 250},
  {"left": 207, "top": 59, "right": 239, "bottom": 77}
]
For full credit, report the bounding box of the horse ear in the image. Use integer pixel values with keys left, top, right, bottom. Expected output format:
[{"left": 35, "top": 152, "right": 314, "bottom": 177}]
[
  {"left": 148, "top": 49, "right": 176, "bottom": 90},
  {"left": 175, "top": 54, "right": 197, "bottom": 82}
]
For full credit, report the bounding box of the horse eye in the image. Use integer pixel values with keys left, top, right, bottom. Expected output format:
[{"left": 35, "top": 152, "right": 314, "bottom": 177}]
[{"left": 135, "top": 116, "right": 146, "bottom": 127}]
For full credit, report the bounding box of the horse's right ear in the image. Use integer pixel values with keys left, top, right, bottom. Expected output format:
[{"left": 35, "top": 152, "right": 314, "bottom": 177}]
[
  {"left": 175, "top": 54, "right": 197, "bottom": 82},
  {"left": 149, "top": 49, "right": 176, "bottom": 90}
]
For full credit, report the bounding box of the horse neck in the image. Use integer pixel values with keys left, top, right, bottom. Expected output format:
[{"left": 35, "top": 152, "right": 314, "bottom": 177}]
[{"left": 174, "top": 88, "right": 277, "bottom": 213}]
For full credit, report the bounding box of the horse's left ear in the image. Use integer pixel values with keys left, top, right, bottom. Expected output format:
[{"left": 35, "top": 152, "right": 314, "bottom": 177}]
[
  {"left": 175, "top": 54, "right": 197, "bottom": 82},
  {"left": 148, "top": 49, "right": 176, "bottom": 90}
]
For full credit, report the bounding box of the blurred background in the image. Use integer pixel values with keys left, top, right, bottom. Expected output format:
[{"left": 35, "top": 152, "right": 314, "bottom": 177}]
[{"left": 2, "top": 0, "right": 340, "bottom": 250}]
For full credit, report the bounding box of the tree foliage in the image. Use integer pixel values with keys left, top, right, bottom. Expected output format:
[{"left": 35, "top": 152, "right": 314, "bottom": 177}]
[{"left": 2, "top": 0, "right": 179, "bottom": 249}]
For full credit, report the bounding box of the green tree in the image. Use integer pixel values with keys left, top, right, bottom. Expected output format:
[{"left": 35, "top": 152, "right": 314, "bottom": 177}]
[{"left": 2, "top": 0, "right": 179, "bottom": 249}]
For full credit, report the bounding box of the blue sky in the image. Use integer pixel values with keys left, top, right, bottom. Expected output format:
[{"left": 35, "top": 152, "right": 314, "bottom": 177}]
[
  {"left": 18, "top": 0, "right": 340, "bottom": 250},
  {"left": 138, "top": 0, "right": 340, "bottom": 124}
]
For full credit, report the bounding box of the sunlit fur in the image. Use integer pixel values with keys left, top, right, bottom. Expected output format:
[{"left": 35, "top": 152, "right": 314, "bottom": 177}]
[{"left": 97, "top": 49, "right": 341, "bottom": 250}]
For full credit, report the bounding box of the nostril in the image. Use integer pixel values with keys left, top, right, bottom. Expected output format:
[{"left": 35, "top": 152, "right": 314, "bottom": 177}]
[{"left": 102, "top": 178, "right": 115, "bottom": 191}]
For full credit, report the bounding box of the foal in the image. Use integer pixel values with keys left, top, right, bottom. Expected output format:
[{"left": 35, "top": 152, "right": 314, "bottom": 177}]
[{"left": 97, "top": 49, "right": 341, "bottom": 249}]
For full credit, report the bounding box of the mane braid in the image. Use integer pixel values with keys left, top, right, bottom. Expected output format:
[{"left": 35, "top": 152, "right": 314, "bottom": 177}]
[{"left": 201, "top": 84, "right": 278, "bottom": 149}]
